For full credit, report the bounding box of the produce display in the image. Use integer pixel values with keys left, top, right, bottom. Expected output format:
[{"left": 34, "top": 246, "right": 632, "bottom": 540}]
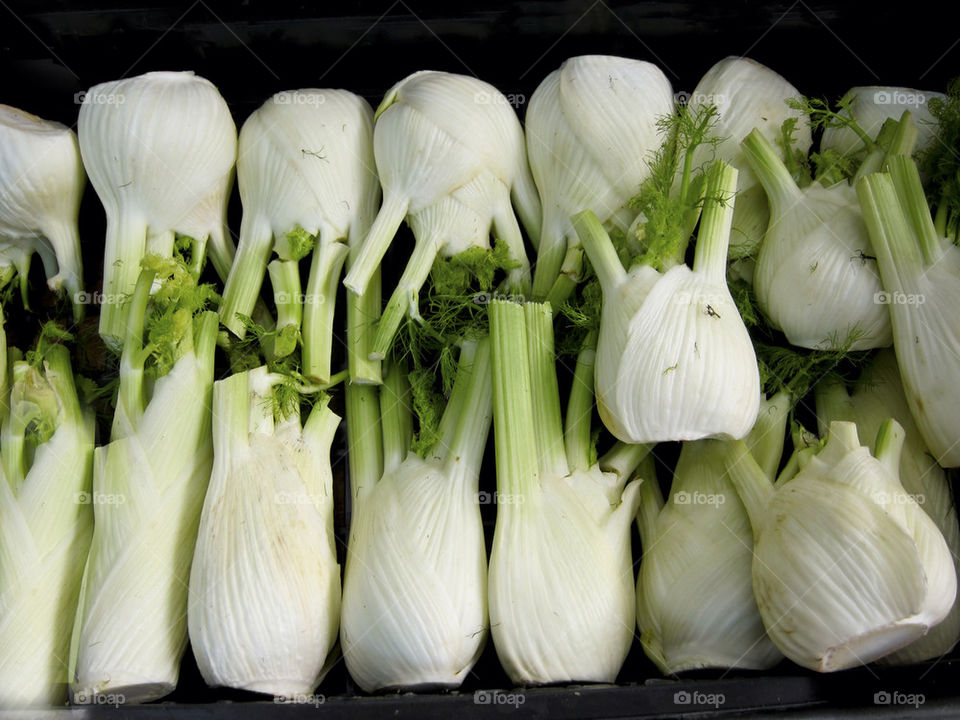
[{"left": 0, "top": 52, "right": 959, "bottom": 711}]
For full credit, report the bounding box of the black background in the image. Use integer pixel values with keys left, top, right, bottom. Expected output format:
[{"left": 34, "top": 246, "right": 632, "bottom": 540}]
[{"left": 1, "top": 2, "right": 959, "bottom": 717}]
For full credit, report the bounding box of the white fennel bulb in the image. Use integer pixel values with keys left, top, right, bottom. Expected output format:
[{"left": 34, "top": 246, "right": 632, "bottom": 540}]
[
  {"left": 525, "top": 55, "right": 674, "bottom": 301},
  {"left": 487, "top": 301, "right": 645, "bottom": 684},
  {"left": 858, "top": 155, "right": 960, "bottom": 467},
  {"left": 219, "top": 89, "right": 380, "bottom": 380},
  {"left": 742, "top": 128, "right": 891, "bottom": 350},
  {"left": 341, "top": 338, "right": 492, "bottom": 692},
  {"left": 816, "top": 349, "right": 960, "bottom": 664},
  {"left": 687, "top": 57, "right": 811, "bottom": 259},
  {"left": 636, "top": 393, "right": 789, "bottom": 674},
  {"left": 575, "top": 161, "right": 760, "bottom": 443},
  {"left": 342, "top": 70, "right": 541, "bottom": 358},
  {"left": 726, "top": 419, "right": 956, "bottom": 671},
  {"left": 822, "top": 87, "right": 944, "bottom": 161},
  {"left": 188, "top": 367, "right": 341, "bottom": 696},
  {"left": 0, "top": 105, "right": 85, "bottom": 318},
  {"left": 70, "top": 262, "right": 218, "bottom": 704},
  {"left": 0, "top": 344, "right": 94, "bottom": 709},
  {"left": 78, "top": 71, "right": 237, "bottom": 350}
]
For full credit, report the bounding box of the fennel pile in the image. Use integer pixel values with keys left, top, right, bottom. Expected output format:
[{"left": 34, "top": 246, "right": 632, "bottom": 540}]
[{"left": 2, "top": 59, "right": 960, "bottom": 713}]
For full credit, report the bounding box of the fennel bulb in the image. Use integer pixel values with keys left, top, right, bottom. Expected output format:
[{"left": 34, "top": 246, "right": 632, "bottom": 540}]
[
  {"left": 742, "top": 128, "right": 892, "bottom": 350},
  {"left": 487, "top": 301, "right": 644, "bottom": 684},
  {"left": 0, "top": 105, "right": 85, "bottom": 318},
  {"left": 525, "top": 55, "right": 674, "bottom": 301},
  {"left": 726, "top": 420, "right": 956, "bottom": 671},
  {"left": 635, "top": 393, "right": 789, "bottom": 674},
  {"left": 188, "top": 368, "right": 341, "bottom": 695},
  {"left": 342, "top": 70, "right": 540, "bottom": 358},
  {"left": 78, "top": 71, "right": 237, "bottom": 351},
  {"left": 857, "top": 155, "right": 960, "bottom": 467},
  {"left": 0, "top": 343, "right": 94, "bottom": 709},
  {"left": 219, "top": 89, "right": 380, "bottom": 379},
  {"left": 574, "top": 161, "right": 760, "bottom": 443},
  {"left": 71, "top": 260, "right": 218, "bottom": 703},
  {"left": 822, "top": 87, "right": 944, "bottom": 162},
  {"left": 687, "top": 57, "right": 811, "bottom": 259},
  {"left": 816, "top": 349, "right": 960, "bottom": 663},
  {"left": 340, "top": 339, "right": 492, "bottom": 691}
]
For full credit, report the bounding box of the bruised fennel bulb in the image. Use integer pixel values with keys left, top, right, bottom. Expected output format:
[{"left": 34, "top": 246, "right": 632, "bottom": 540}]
[
  {"left": 635, "top": 393, "right": 789, "bottom": 674},
  {"left": 487, "top": 301, "right": 645, "bottom": 684},
  {"left": 726, "top": 420, "right": 956, "bottom": 671},
  {"left": 341, "top": 339, "right": 492, "bottom": 691},
  {"left": 816, "top": 350, "right": 960, "bottom": 664},
  {"left": 219, "top": 90, "right": 379, "bottom": 379},
  {"left": 525, "top": 55, "right": 674, "bottom": 301},
  {"left": 574, "top": 161, "right": 760, "bottom": 443},
  {"left": 742, "top": 128, "right": 892, "bottom": 350},
  {"left": 78, "top": 71, "right": 236, "bottom": 351},
  {"left": 188, "top": 368, "right": 341, "bottom": 695},
  {"left": 0, "top": 105, "right": 85, "bottom": 317},
  {"left": 857, "top": 155, "right": 960, "bottom": 467},
  {"left": 343, "top": 70, "right": 540, "bottom": 359}
]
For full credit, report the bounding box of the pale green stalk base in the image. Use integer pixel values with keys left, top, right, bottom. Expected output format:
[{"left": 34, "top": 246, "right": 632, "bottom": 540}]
[
  {"left": 268, "top": 259, "right": 302, "bottom": 359},
  {"left": 302, "top": 238, "right": 350, "bottom": 383},
  {"left": 371, "top": 238, "right": 439, "bottom": 361},
  {"left": 99, "top": 208, "right": 148, "bottom": 353},
  {"left": 343, "top": 193, "right": 409, "bottom": 297},
  {"left": 219, "top": 216, "right": 273, "bottom": 338}
]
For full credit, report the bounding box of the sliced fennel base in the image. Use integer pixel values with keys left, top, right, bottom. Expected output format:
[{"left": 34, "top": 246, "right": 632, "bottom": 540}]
[
  {"left": 72, "top": 678, "right": 174, "bottom": 705},
  {"left": 364, "top": 674, "right": 477, "bottom": 694},
  {"left": 819, "top": 622, "right": 927, "bottom": 672},
  {"left": 642, "top": 642, "right": 782, "bottom": 676},
  {"left": 228, "top": 678, "right": 324, "bottom": 697}
]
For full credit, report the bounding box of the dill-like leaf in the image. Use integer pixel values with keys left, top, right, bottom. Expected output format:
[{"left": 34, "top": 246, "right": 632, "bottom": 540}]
[
  {"left": 629, "top": 103, "right": 722, "bottom": 271},
  {"left": 921, "top": 77, "right": 960, "bottom": 241}
]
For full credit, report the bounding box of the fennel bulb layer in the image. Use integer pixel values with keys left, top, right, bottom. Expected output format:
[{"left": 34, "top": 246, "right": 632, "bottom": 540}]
[
  {"left": 0, "top": 347, "right": 95, "bottom": 708},
  {"left": 487, "top": 301, "right": 642, "bottom": 684},
  {"left": 78, "top": 71, "right": 237, "bottom": 350},
  {"left": 188, "top": 368, "right": 342, "bottom": 696},
  {"left": 341, "top": 339, "right": 492, "bottom": 692},
  {"left": 727, "top": 420, "right": 956, "bottom": 671},
  {"left": 0, "top": 105, "right": 86, "bottom": 317}
]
